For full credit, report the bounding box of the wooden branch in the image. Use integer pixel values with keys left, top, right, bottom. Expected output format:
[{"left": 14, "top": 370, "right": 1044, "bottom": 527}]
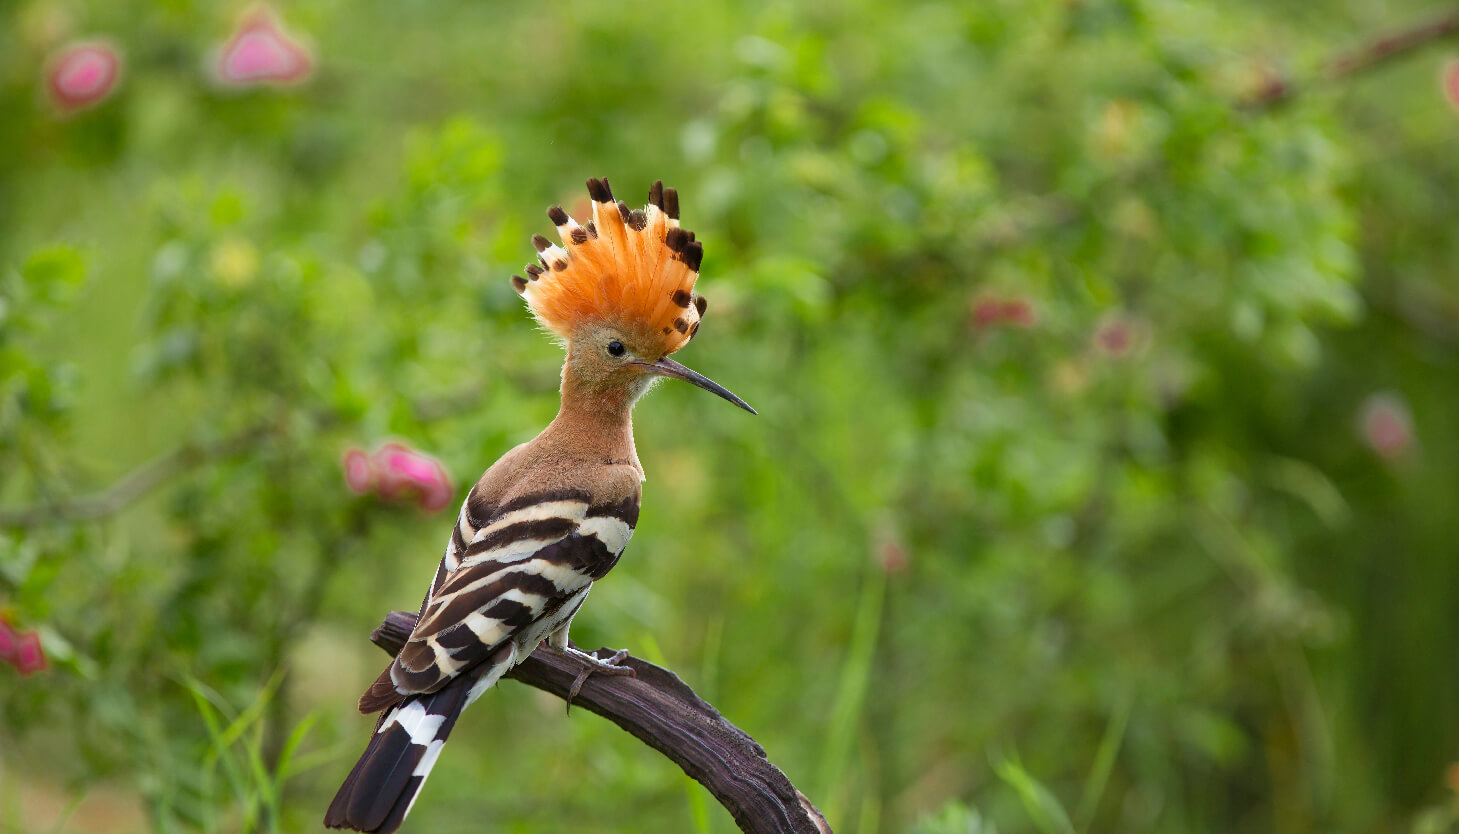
[
  {"left": 369, "top": 610, "right": 832, "bottom": 834},
  {"left": 1245, "top": 5, "right": 1459, "bottom": 108}
]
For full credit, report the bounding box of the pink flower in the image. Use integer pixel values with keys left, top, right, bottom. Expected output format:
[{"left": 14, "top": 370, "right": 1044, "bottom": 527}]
[
  {"left": 0, "top": 620, "right": 18, "bottom": 664},
  {"left": 343, "top": 448, "right": 376, "bottom": 494},
  {"left": 1443, "top": 59, "right": 1459, "bottom": 113},
  {"left": 46, "top": 41, "right": 122, "bottom": 113},
  {"left": 1096, "top": 322, "right": 1131, "bottom": 355},
  {"left": 376, "top": 443, "right": 454, "bottom": 512},
  {"left": 342, "top": 442, "right": 454, "bottom": 512},
  {"left": 0, "top": 620, "right": 47, "bottom": 676},
  {"left": 13, "top": 632, "right": 46, "bottom": 676},
  {"left": 971, "top": 298, "right": 1004, "bottom": 328},
  {"left": 877, "top": 540, "right": 909, "bottom": 575},
  {"left": 1359, "top": 392, "right": 1414, "bottom": 461},
  {"left": 970, "top": 296, "right": 1038, "bottom": 330},
  {"left": 1092, "top": 312, "right": 1148, "bottom": 359},
  {"left": 216, "top": 6, "right": 312, "bottom": 87},
  {"left": 1000, "top": 299, "right": 1037, "bottom": 328}
]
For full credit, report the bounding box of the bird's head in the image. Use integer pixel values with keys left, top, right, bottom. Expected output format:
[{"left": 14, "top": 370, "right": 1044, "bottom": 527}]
[{"left": 513, "top": 178, "right": 755, "bottom": 415}]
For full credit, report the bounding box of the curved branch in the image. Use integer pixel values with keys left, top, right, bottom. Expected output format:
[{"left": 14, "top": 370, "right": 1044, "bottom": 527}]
[
  {"left": 369, "top": 610, "right": 832, "bottom": 834},
  {"left": 1245, "top": 5, "right": 1459, "bottom": 108}
]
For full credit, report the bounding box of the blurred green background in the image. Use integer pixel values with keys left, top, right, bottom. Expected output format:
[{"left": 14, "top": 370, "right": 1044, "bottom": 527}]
[{"left": 2, "top": 1, "right": 1458, "bottom": 832}]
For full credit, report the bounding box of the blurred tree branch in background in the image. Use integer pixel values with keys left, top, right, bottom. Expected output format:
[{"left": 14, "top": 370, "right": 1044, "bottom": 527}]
[
  {"left": 0, "top": 382, "right": 490, "bottom": 529},
  {"left": 370, "top": 610, "right": 833, "bottom": 834},
  {"left": 0, "top": 423, "right": 272, "bottom": 528},
  {"left": 1245, "top": 4, "right": 1459, "bottom": 107}
]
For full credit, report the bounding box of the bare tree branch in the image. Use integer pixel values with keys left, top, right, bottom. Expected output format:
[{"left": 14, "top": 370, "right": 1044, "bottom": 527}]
[
  {"left": 1245, "top": 5, "right": 1459, "bottom": 108},
  {"left": 369, "top": 610, "right": 832, "bottom": 834}
]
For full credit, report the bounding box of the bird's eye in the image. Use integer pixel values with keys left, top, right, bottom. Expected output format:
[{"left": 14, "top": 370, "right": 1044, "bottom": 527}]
[{"left": 606, "top": 340, "right": 626, "bottom": 358}]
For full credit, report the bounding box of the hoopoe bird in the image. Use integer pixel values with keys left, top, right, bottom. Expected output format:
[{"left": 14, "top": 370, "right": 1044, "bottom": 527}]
[{"left": 324, "top": 178, "right": 754, "bottom": 833}]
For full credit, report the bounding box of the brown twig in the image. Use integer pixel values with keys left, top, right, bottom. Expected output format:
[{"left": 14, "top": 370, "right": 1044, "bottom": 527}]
[
  {"left": 1245, "top": 5, "right": 1459, "bottom": 108},
  {"left": 369, "top": 610, "right": 832, "bottom": 834}
]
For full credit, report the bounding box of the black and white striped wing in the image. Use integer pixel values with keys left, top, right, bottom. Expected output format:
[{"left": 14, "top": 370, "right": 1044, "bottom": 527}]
[
  {"left": 359, "top": 490, "right": 638, "bottom": 712},
  {"left": 328, "top": 490, "right": 638, "bottom": 832}
]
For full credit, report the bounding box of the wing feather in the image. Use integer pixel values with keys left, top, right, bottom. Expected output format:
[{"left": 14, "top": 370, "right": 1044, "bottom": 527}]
[{"left": 358, "top": 488, "right": 636, "bottom": 714}]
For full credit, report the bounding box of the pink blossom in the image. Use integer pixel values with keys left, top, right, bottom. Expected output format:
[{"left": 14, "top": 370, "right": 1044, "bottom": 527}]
[
  {"left": 970, "top": 298, "right": 1003, "bottom": 328},
  {"left": 1443, "top": 60, "right": 1459, "bottom": 113},
  {"left": 1096, "top": 322, "right": 1131, "bottom": 355},
  {"left": 0, "top": 620, "right": 17, "bottom": 663},
  {"left": 342, "top": 442, "right": 453, "bottom": 512},
  {"left": 343, "top": 448, "right": 375, "bottom": 494},
  {"left": 1000, "top": 299, "right": 1037, "bottom": 328},
  {"left": 877, "top": 540, "right": 909, "bottom": 575},
  {"left": 970, "top": 296, "right": 1038, "bottom": 330},
  {"left": 376, "top": 443, "right": 454, "bottom": 512},
  {"left": 216, "top": 6, "right": 312, "bottom": 87},
  {"left": 13, "top": 631, "right": 46, "bottom": 676},
  {"left": 0, "top": 621, "right": 46, "bottom": 675},
  {"left": 1092, "top": 312, "right": 1148, "bottom": 359},
  {"left": 46, "top": 41, "right": 122, "bottom": 113},
  {"left": 1359, "top": 392, "right": 1414, "bottom": 461}
]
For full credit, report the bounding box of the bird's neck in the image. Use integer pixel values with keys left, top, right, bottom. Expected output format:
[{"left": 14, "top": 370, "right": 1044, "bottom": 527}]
[{"left": 541, "top": 362, "right": 642, "bottom": 473}]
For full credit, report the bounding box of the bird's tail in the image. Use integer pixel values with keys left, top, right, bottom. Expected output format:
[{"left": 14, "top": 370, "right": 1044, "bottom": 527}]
[{"left": 323, "top": 675, "right": 473, "bottom": 833}]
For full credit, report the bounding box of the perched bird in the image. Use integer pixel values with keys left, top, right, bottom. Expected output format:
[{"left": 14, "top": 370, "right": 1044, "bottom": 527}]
[{"left": 325, "top": 178, "right": 755, "bottom": 833}]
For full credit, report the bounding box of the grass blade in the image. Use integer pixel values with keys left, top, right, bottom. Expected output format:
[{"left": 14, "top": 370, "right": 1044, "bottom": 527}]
[
  {"left": 816, "top": 565, "right": 887, "bottom": 825},
  {"left": 992, "top": 750, "right": 1076, "bottom": 834},
  {"left": 1075, "top": 693, "right": 1133, "bottom": 831}
]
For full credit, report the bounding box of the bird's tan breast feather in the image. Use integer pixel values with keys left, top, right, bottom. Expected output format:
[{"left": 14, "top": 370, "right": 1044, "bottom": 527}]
[{"left": 467, "top": 441, "right": 642, "bottom": 529}]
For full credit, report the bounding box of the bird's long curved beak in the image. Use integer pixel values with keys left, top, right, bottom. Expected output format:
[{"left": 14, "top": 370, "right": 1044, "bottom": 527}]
[{"left": 639, "top": 356, "right": 757, "bottom": 414}]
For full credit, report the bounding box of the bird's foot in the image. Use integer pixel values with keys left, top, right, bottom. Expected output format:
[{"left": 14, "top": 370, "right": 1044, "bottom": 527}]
[{"left": 550, "top": 645, "right": 636, "bottom": 712}]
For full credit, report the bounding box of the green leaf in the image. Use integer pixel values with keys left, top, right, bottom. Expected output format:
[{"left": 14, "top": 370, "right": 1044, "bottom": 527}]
[
  {"left": 991, "top": 751, "right": 1076, "bottom": 834},
  {"left": 21, "top": 246, "right": 87, "bottom": 304}
]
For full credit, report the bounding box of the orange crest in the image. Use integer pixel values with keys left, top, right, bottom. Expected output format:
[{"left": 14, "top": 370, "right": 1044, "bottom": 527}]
[{"left": 512, "top": 178, "right": 708, "bottom": 357}]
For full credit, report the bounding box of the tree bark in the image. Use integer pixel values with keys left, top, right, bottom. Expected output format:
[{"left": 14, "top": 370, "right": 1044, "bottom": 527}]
[{"left": 369, "top": 610, "right": 832, "bottom": 834}]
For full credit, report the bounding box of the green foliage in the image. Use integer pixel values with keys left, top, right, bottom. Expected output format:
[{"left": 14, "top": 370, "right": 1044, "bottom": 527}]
[
  {"left": 2, "top": 0, "right": 1458, "bottom": 832},
  {"left": 991, "top": 752, "right": 1076, "bottom": 834},
  {"left": 910, "top": 802, "right": 999, "bottom": 834}
]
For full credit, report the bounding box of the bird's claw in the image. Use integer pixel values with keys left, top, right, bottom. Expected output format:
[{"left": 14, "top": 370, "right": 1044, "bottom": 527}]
[{"left": 553, "top": 646, "right": 635, "bottom": 713}]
